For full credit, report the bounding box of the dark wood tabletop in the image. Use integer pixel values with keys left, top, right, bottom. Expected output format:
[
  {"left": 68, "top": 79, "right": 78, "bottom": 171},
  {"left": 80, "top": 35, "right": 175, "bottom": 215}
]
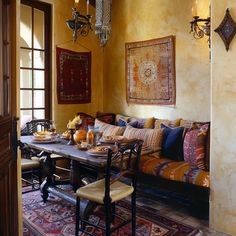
[{"left": 20, "top": 135, "right": 108, "bottom": 167}]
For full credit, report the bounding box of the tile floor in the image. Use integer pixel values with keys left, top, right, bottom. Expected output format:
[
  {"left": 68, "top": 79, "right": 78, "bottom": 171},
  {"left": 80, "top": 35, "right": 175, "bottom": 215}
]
[{"left": 136, "top": 193, "right": 231, "bottom": 236}]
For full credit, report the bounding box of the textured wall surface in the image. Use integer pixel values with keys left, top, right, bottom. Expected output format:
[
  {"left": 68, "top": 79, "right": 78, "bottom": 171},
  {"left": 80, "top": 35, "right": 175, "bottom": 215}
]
[
  {"left": 103, "top": 0, "right": 210, "bottom": 121},
  {"left": 211, "top": 1, "right": 236, "bottom": 235},
  {"left": 45, "top": 0, "right": 103, "bottom": 132}
]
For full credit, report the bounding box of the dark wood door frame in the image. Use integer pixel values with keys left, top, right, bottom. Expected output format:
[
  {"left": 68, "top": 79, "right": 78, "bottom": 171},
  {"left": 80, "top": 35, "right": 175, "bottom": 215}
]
[{"left": 0, "top": 0, "right": 19, "bottom": 235}]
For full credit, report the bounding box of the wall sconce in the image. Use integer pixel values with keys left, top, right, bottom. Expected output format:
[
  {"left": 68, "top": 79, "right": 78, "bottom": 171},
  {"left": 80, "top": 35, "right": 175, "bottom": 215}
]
[
  {"left": 66, "top": 0, "right": 92, "bottom": 42},
  {"left": 189, "top": 1, "right": 211, "bottom": 46},
  {"left": 190, "top": 16, "right": 211, "bottom": 40}
]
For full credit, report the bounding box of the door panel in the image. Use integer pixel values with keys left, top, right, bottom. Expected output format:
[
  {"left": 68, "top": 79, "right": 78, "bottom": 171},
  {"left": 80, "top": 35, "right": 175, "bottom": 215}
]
[{"left": 0, "top": 0, "right": 19, "bottom": 235}]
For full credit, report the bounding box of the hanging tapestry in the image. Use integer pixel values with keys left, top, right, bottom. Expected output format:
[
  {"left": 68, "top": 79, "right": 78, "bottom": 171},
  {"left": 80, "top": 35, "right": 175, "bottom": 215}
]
[
  {"left": 56, "top": 47, "right": 91, "bottom": 104},
  {"left": 95, "top": 0, "right": 112, "bottom": 47},
  {"left": 125, "top": 36, "right": 176, "bottom": 105}
]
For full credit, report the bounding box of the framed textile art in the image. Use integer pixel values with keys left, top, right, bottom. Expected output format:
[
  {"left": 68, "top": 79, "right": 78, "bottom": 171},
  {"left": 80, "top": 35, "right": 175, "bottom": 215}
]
[
  {"left": 56, "top": 47, "right": 91, "bottom": 104},
  {"left": 125, "top": 36, "right": 176, "bottom": 105}
]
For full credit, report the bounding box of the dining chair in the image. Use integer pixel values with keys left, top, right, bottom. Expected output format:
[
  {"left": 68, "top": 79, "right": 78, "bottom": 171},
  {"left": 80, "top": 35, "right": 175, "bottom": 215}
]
[
  {"left": 21, "top": 119, "right": 52, "bottom": 136},
  {"left": 19, "top": 139, "right": 44, "bottom": 193},
  {"left": 20, "top": 119, "right": 69, "bottom": 192},
  {"left": 75, "top": 139, "right": 143, "bottom": 236}
]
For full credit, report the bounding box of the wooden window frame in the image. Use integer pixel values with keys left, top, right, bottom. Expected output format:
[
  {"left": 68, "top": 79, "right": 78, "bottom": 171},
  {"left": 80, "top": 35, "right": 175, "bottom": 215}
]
[{"left": 20, "top": 0, "right": 51, "bottom": 119}]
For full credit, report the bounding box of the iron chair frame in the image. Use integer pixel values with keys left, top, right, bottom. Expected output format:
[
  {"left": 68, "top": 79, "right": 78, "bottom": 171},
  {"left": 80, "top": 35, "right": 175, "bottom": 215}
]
[
  {"left": 20, "top": 119, "right": 66, "bottom": 192},
  {"left": 75, "top": 139, "right": 143, "bottom": 236}
]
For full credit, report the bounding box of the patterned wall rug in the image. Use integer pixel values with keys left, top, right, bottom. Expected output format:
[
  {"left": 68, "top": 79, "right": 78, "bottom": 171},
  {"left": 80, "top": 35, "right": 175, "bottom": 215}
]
[{"left": 22, "top": 188, "right": 201, "bottom": 236}]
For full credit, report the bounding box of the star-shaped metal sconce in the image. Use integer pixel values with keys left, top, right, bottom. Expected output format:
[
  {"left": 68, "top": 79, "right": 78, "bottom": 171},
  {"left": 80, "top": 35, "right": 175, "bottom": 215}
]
[{"left": 215, "top": 8, "right": 236, "bottom": 51}]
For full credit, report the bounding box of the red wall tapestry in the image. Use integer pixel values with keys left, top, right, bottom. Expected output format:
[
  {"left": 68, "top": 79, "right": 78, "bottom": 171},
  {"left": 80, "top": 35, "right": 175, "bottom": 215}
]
[{"left": 56, "top": 47, "right": 91, "bottom": 104}]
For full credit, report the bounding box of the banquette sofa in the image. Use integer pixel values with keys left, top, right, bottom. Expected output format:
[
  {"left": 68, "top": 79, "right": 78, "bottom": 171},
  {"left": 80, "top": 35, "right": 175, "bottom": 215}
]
[{"left": 77, "top": 112, "right": 210, "bottom": 214}]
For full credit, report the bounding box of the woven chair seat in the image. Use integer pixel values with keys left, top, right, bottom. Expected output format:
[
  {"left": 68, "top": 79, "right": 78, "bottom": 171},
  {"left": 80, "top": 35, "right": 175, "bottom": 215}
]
[
  {"left": 76, "top": 178, "right": 133, "bottom": 204},
  {"left": 21, "top": 158, "right": 40, "bottom": 171}
]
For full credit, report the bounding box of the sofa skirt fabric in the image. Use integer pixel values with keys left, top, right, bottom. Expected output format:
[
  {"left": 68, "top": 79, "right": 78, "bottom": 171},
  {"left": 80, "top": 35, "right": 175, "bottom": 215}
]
[{"left": 140, "top": 155, "right": 209, "bottom": 188}]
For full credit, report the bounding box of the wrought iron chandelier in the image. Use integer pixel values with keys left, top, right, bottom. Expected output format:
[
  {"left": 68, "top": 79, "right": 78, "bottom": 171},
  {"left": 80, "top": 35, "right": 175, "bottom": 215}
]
[{"left": 66, "top": 0, "right": 92, "bottom": 42}]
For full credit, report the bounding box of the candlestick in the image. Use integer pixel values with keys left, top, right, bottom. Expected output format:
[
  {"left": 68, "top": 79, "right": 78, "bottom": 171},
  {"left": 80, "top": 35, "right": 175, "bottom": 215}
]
[{"left": 67, "top": 128, "right": 75, "bottom": 145}]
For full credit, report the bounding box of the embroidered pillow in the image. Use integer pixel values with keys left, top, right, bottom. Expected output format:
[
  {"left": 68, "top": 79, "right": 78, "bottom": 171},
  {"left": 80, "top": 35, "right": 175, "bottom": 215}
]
[
  {"left": 183, "top": 123, "right": 209, "bottom": 170},
  {"left": 161, "top": 124, "right": 185, "bottom": 161},
  {"left": 128, "top": 117, "right": 154, "bottom": 129},
  {"left": 123, "top": 125, "right": 164, "bottom": 151},
  {"left": 94, "top": 119, "right": 126, "bottom": 136}
]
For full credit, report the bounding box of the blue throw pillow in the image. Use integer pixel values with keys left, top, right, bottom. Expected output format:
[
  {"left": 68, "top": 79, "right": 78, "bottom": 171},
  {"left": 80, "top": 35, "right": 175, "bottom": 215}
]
[
  {"left": 117, "top": 118, "right": 127, "bottom": 127},
  {"left": 161, "top": 124, "right": 184, "bottom": 161}
]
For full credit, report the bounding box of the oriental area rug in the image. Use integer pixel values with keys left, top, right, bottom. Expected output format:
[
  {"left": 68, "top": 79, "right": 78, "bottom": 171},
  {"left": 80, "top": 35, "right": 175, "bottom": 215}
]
[{"left": 22, "top": 188, "right": 201, "bottom": 236}]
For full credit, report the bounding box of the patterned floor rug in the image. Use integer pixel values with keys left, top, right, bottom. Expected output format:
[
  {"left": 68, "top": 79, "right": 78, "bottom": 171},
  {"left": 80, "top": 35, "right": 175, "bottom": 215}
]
[{"left": 22, "top": 188, "right": 201, "bottom": 236}]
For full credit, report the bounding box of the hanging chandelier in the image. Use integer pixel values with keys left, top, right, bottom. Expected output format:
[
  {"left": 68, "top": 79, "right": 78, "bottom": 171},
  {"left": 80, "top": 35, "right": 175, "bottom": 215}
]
[
  {"left": 95, "top": 0, "right": 112, "bottom": 47},
  {"left": 66, "top": 0, "right": 92, "bottom": 42}
]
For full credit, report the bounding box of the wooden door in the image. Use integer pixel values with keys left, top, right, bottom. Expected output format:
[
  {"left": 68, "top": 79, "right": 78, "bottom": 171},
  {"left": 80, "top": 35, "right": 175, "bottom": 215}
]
[{"left": 0, "top": 0, "right": 19, "bottom": 235}]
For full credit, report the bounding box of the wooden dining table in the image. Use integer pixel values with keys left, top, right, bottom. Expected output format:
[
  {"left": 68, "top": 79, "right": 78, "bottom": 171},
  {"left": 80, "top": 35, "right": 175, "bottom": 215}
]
[{"left": 20, "top": 135, "right": 110, "bottom": 217}]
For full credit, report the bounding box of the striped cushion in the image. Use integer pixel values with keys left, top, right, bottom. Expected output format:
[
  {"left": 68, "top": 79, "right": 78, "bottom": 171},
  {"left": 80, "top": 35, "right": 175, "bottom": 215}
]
[
  {"left": 94, "top": 119, "right": 126, "bottom": 136},
  {"left": 123, "top": 125, "right": 164, "bottom": 151},
  {"left": 140, "top": 155, "right": 209, "bottom": 188}
]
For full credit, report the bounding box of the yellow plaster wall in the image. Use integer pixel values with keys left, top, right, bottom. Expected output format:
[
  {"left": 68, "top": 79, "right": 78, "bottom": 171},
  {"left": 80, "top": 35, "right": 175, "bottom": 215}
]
[
  {"left": 45, "top": 0, "right": 103, "bottom": 133},
  {"left": 211, "top": 1, "right": 236, "bottom": 235},
  {"left": 103, "top": 0, "right": 210, "bottom": 121}
]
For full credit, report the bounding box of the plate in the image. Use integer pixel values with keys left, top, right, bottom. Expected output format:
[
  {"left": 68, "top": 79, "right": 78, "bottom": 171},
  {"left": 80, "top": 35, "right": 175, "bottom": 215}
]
[
  {"left": 33, "top": 131, "right": 53, "bottom": 137},
  {"left": 74, "top": 144, "right": 88, "bottom": 151},
  {"left": 32, "top": 135, "right": 57, "bottom": 143},
  {"left": 86, "top": 151, "right": 108, "bottom": 157},
  {"left": 87, "top": 145, "right": 111, "bottom": 156},
  {"left": 101, "top": 136, "right": 126, "bottom": 143},
  {"left": 32, "top": 139, "right": 58, "bottom": 144}
]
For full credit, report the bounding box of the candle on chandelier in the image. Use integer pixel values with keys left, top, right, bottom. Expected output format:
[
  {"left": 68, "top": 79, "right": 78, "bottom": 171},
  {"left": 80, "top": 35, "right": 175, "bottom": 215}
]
[
  {"left": 75, "top": 0, "right": 79, "bottom": 7},
  {"left": 192, "top": 0, "right": 198, "bottom": 16},
  {"left": 87, "top": 0, "right": 89, "bottom": 15}
]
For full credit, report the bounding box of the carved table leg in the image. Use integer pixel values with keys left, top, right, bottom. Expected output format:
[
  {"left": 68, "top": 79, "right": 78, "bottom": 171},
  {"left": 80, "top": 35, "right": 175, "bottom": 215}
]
[
  {"left": 70, "top": 160, "right": 81, "bottom": 192},
  {"left": 40, "top": 153, "right": 55, "bottom": 203}
]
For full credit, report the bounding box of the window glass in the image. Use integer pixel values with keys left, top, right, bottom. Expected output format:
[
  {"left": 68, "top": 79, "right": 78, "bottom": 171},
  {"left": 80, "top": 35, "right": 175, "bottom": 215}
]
[
  {"left": 33, "top": 70, "right": 44, "bottom": 88},
  {"left": 34, "top": 9, "right": 44, "bottom": 49},
  {"left": 20, "top": 90, "right": 32, "bottom": 108},
  {"left": 34, "top": 90, "right": 45, "bottom": 108},
  {"left": 20, "top": 49, "right": 32, "bottom": 68},
  {"left": 34, "top": 109, "right": 45, "bottom": 119},
  {"left": 20, "top": 69, "right": 32, "bottom": 88},
  {"left": 20, "top": 110, "right": 33, "bottom": 128},
  {"left": 34, "top": 50, "right": 44, "bottom": 69},
  {"left": 20, "top": 5, "right": 32, "bottom": 48}
]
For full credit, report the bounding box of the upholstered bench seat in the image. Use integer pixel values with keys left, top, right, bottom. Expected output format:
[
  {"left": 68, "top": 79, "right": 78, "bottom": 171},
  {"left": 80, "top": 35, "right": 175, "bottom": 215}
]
[{"left": 140, "top": 155, "right": 209, "bottom": 188}]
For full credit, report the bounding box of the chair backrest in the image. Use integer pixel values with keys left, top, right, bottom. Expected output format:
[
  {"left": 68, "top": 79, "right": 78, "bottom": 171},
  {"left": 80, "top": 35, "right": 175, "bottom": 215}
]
[
  {"left": 104, "top": 139, "right": 143, "bottom": 201},
  {"left": 21, "top": 119, "right": 52, "bottom": 136}
]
